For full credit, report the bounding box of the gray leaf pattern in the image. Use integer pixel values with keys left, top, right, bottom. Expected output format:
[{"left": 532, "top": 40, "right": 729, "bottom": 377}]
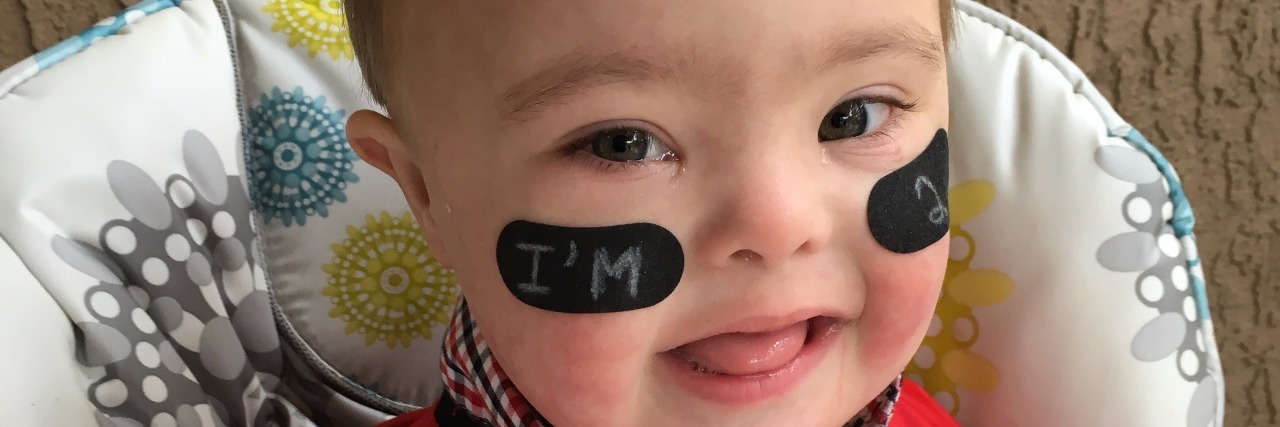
[
  {"left": 1095, "top": 143, "right": 1215, "bottom": 427},
  {"left": 51, "top": 130, "right": 314, "bottom": 426}
]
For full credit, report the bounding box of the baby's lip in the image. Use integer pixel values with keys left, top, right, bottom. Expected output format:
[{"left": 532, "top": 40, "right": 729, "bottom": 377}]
[
  {"left": 655, "top": 315, "right": 849, "bottom": 405},
  {"left": 667, "top": 316, "right": 848, "bottom": 376},
  {"left": 660, "top": 307, "right": 852, "bottom": 353}
]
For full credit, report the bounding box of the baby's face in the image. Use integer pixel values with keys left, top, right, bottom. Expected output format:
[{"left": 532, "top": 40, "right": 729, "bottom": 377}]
[{"left": 357, "top": 0, "right": 949, "bottom": 425}]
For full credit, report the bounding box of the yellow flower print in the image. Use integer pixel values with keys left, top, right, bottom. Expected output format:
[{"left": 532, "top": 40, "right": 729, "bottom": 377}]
[
  {"left": 906, "top": 180, "right": 1014, "bottom": 415},
  {"left": 322, "top": 212, "right": 459, "bottom": 349},
  {"left": 262, "top": 0, "right": 354, "bottom": 60}
]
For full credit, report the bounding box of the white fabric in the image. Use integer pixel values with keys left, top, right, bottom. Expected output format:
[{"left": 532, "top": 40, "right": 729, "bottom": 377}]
[
  {"left": 0, "top": 1, "right": 251, "bottom": 426},
  {"left": 940, "top": 3, "right": 1220, "bottom": 425},
  {"left": 0, "top": 237, "right": 99, "bottom": 425}
]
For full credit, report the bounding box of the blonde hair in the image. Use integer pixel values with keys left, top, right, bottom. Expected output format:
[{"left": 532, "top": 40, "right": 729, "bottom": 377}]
[
  {"left": 345, "top": 0, "right": 955, "bottom": 108},
  {"left": 344, "top": 1, "right": 388, "bottom": 106}
]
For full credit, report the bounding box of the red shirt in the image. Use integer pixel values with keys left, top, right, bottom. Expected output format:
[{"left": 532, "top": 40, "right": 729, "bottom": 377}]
[
  {"left": 379, "top": 379, "right": 959, "bottom": 427},
  {"left": 889, "top": 379, "right": 962, "bottom": 427}
]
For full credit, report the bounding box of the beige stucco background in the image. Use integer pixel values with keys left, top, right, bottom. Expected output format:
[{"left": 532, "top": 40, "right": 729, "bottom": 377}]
[{"left": 1, "top": 0, "right": 1277, "bottom": 425}]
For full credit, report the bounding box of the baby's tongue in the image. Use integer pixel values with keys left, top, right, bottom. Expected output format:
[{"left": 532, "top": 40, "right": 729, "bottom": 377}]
[{"left": 674, "top": 321, "right": 808, "bottom": 376}]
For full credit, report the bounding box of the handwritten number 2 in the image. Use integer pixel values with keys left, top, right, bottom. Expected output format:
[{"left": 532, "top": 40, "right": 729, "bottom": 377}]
[{"left": 914, "top": 176, "right": 948, "bottom": 225}]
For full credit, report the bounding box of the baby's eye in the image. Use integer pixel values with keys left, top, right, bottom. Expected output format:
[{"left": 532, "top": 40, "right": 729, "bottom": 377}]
[
  {"left": 585, "top": 128, "right": 676, "bottom": 163},
  {"left": 817, "top": 99, "right": 892, "bottom": 142}
]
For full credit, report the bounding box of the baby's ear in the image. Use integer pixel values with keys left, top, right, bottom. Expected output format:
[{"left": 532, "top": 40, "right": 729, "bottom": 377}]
[
  {"left": 347, "top": 110, "right": 404, "bottom": 177},
  {"left": 346, "top": 110, "right": 453, "bottom": 266}
]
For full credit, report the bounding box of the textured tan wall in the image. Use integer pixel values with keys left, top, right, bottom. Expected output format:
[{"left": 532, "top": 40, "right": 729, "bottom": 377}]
[{"left": 1, "top": 0, "right": 1277, "bottom": 425}]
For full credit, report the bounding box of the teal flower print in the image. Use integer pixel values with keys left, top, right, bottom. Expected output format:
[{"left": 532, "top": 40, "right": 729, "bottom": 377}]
[{"left": 247, "top": 86, "right": 359, "bottom": 226}]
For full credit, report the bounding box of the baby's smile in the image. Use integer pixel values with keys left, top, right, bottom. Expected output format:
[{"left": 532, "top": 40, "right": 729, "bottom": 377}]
[{"left": 661, "top": 313, "right": 851, "bottom": 405}]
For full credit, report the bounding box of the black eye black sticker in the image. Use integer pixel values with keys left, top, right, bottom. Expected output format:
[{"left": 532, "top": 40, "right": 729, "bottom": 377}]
[
  {"left": 867, "top": 129, "right": 950, "bottom": 254},
  {"left": 496, "top": 220, "right": 685, "bottom": 313}
]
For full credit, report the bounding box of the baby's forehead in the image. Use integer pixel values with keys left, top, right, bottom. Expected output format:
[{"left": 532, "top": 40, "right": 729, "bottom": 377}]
[
  {"left": 381, "top": 1, "right": 943, "bottom": 102},
  {"left": 348, "top": 1, "right": 951, "bottom": 108}
]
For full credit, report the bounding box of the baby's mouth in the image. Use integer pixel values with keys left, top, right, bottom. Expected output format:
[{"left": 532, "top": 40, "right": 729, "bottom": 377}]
[{"left": 665, "top": 316, "right": 845, "bottom": 377}]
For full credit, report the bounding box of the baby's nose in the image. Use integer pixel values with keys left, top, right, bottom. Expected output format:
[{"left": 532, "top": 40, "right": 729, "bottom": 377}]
[{"left": 693, "top": 150, "right": 835, "bottom": 268}]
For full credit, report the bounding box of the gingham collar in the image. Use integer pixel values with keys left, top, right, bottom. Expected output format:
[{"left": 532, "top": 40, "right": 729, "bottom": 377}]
[{"left": 438, "top": 299, "right": 901, "bottom": 427}]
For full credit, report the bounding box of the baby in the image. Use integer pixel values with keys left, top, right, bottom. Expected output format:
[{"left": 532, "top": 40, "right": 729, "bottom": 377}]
[{"left": 342, "top": 1, "right": 957, "bottom": 426}]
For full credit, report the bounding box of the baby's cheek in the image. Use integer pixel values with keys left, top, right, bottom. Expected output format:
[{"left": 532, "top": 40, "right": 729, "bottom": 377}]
[
  {"left": 447, "top": 226, "right": 657, "bottom": 422},
  {"left": 856, "top": 236, "right": 949, "bottom": 372},
  {"left": 496, "top": 313, "right": 656, "bottom": 423}
]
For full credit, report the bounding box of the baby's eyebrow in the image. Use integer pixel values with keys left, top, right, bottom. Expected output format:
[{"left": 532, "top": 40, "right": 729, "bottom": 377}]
[
  {"left": 500, "top": 23, "right": 943, "bottom": 123},
  {"left": 501, "top": 51, "right": 675, "bottom": 122},
  {"left": 813, "top": 23, "right": 944, "bottom": 74}
]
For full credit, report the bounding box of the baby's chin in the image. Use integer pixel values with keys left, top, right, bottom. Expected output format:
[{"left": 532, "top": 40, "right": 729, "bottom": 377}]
[{"left": 524, "top": 326, "right": 888, "bottom": 427}]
